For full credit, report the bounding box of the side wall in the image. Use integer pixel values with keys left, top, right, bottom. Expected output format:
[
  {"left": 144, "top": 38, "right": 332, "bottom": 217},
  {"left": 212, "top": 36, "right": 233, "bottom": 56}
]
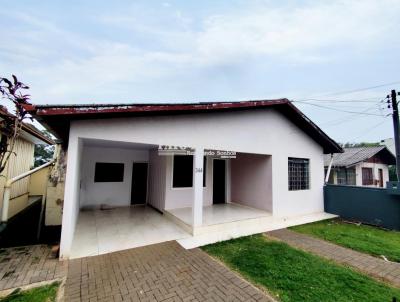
[
  {"left": 231, "top": 153, "right": 272, "bottom": 212},
  {"left": 80, "top": 146, "right": 148, "bottom": 208},
  {"left": 0, "top": 137, "right": 35, "bottom": 219},
  {"left": 148, "top": 150, "right": 167, "bottom": 211}
]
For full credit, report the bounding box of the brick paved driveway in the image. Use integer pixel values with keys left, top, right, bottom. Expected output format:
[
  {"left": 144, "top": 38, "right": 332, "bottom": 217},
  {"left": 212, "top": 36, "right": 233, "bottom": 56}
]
[
  {"left": 65, "top": 241, "right": 274, "bottom": 302},
  {"left": 267, "top": 229, "right": 400, "bottom": 288},
  {"left": 0, "top": 245, "right": 66, "bottom": 291}
]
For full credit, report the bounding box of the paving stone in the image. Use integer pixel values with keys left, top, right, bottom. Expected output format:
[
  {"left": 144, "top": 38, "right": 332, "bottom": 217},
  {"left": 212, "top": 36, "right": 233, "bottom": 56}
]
[
  {"left": 0, "top": 245, "right": 67, "bottom": 290},
  {"left": 64, "top": 241, "right": 274, "bottom": 302},
  {"left": 267, "top": 228, "right": 400, "bottom": 288}
]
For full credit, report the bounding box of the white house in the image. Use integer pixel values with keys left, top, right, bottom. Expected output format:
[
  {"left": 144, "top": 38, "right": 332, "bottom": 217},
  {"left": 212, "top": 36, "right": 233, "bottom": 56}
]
[
  {"left": 29, "top": 99, "right": 342, "bottom": 259},
  {"left": 324, "top": 146, "right": 395, "bottom": 188}
]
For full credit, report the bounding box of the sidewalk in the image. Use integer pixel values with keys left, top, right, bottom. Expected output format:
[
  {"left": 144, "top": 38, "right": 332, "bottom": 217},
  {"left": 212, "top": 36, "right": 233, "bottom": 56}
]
[{"left": 267, "top": 229, "right": 400, "bottom": 288}]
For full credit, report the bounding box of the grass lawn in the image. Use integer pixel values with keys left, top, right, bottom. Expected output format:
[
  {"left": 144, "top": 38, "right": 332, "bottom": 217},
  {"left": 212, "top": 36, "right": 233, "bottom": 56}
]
[
  {"left": 291, "top": 218, "right": 400, "bottom": 262},
  {"left": 0, "top": 282, "right": 59, "bottom": 302},
  {"left": 202, "top": 235, "right": 400, "bottom": 302}
]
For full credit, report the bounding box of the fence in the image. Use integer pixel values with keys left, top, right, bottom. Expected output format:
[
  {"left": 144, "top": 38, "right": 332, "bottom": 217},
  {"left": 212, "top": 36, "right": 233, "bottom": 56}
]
[{"left": 324, "top": 184, "right": 400, "bottom": 230}]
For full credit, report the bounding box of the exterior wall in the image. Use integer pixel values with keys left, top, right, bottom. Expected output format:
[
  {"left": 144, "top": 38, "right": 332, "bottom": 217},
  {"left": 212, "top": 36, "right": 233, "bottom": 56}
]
[
  {"left": 79, "top": 146, "right": 148, "bottom": 208},
  {"left": 66, "top": 108, "right": 324, "bottom": 217},
  {"left": 45, "top": 145, "right": 66, "bottom": 226},
  {"left": 0, "top": 137, "right": 35, "bottom": 219},
  {"left": 148, "top": 150, "right": 167, "bottom": 211},
  {"left": 231, "top": 153, "right": 272, "bottom": 212},
  {"left": 164, "top": 155, "right": 213, "bottom": 210},
  {"left": 60, "top": 108, "right": 325, "bottom": 257},
  {"left": 355, "top": 162, "right": 390, "bottom": 188},
  {"left": 29, "top": 167, "right": 50, "bottom": 196}
]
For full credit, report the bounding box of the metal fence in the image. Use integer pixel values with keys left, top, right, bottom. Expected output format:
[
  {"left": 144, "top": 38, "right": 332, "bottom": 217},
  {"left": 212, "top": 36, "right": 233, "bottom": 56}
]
[{"left": 324, "top": 184, "right": 400, "bottom": 230}]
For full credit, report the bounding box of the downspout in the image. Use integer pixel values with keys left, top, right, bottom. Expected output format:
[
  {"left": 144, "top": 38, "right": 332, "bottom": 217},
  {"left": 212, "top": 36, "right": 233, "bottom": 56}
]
[
  {"left": 0, "top": 159, "right": 55, "bottom": 231},
  {"left": 325, "top": 153, "right": 334, "bottom": 184}
]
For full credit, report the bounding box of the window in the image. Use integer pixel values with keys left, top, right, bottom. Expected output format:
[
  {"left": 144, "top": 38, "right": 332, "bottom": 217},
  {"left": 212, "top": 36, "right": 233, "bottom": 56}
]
[
  {"left": 172, "top": 155, "right": 207, "bottom": 188},
  {"left": 362, "top": 167, "right": 373, "bottom": 185},
  {"left": 173, "top": 155, "right": 193, "bottom": 188},
  {"left": 288, "top": 158, "right": 309, "bottom": 190},
  {"left": 336, "top": 168, "right": 356, "bottom": 185},
  {"left": 94, "top": 162, "right": 124, "bottom": 182}
]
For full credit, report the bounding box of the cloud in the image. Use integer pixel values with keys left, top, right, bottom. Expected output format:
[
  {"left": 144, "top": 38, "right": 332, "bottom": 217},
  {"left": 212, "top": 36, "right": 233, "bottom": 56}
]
[{"left": 0, "top": 0, "right": 399, "bottom": 104}]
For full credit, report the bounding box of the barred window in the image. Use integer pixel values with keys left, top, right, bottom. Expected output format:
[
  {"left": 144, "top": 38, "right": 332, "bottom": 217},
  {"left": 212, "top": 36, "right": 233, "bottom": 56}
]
[{"left": 288, "top": 158, "right": 309, "bottom": 190}]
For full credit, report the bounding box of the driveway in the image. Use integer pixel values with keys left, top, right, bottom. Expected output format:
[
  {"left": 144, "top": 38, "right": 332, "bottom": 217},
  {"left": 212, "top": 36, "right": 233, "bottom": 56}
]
[{"left": 65, "top": 241, "right": 273, "bottom": 301}]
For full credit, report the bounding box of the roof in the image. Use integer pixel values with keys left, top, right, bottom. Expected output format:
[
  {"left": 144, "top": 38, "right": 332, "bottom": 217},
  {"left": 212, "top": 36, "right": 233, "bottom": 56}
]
[
  {"left": 324, "top": 146, "right": 396, "bottom": 167},
  {"left": 0, "top": 106, "right": 54, "bottom": 145},
  {"left": 26, "top": 99, "right": 342, "bottom": 153}
]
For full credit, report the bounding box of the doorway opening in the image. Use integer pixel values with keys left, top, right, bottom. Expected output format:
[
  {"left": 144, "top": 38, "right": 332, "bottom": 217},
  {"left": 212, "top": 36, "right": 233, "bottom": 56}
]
[
  {"left": 131, "top": 162, "right": 148, "bottom": 205},
  {"left": 213, "top": 159, "right": 226, "bottom": 204}
]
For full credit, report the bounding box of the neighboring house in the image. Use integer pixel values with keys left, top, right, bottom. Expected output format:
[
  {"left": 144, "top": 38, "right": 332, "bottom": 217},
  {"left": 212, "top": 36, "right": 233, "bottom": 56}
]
[
  {"left": 29, "top": 99, "right": 342, "bottom": 259},
  {"left": 0, "top": 108, "right": 54, "bottom": 220},
  {"left": 324, "top": 146, "right": 395, "bottom": 188}
]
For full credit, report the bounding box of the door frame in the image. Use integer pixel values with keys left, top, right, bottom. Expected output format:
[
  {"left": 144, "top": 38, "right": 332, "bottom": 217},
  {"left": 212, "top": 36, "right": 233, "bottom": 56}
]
[
  {"left": 212, "top": 158, "right": 229, "bottom": 204},
  {"left": 131, "top": 161, "right": 149, "bottom": 206}
]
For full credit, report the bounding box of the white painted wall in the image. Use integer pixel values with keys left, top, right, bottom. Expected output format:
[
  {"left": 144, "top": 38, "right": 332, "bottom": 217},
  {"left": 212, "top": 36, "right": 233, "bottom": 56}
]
[
  {"left": 61, "top": 108, "right": 326, "bottom": 257},
  {"left": 355, "top": 162, "right": 389, "bottom": 188},
  {"left": 164, "top": 155, "right": 213, "bottom": 210},
  {"left": 148, "top": 150, "right": 167, "bottom": 211},
  {"left": 231, "top": 153, "right": 273, "bottom": 212},
  {"left": 80, "top": 146, "right": 149, "bottom": 207}
]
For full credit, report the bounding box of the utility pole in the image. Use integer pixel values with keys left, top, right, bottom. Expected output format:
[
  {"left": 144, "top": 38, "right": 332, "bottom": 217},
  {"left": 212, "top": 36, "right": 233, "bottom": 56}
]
[{"left": 390, "top": 90, "right": 400, "bottom": 181}]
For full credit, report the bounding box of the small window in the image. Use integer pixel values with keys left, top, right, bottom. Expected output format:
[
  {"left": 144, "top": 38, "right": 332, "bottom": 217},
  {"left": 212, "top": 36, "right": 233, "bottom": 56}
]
[
  {"left": 288, "top": 158, "right": 309, "bottom": 190},
  {"left": 173, "top": 155, "right": 193, "bottom": 188},
  {"left": 94, "top": 162, "right": 124, "bottom": 182},
  {"left": 362, "top": 167, "right": 373, "bottom": 185}
]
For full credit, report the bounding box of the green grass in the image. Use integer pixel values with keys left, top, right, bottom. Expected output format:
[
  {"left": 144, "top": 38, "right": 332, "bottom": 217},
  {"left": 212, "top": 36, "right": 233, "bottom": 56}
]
[
  {"left": 0, "top": 282, "right": 59, "bottom": 302},
  {"left": 291, "top": 219, "right": 400, "bottom": 262},
  {"left": 202, "top": 235, "right": 400, "bottom": 302}
]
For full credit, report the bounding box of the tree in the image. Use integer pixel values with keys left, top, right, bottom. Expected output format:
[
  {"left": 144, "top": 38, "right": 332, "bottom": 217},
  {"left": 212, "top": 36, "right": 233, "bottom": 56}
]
[
  {"left": 34, "top": 130, "right": 55, "bottom": 167},
  {"left": 0, "top": 75, "right": 31, "bottom": 174}
]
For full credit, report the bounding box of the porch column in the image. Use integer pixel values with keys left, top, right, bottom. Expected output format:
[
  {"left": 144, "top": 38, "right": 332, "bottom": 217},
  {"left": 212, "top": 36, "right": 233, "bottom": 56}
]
[{"left": 192, "top": 148, "right": 204, "bottom": 227}]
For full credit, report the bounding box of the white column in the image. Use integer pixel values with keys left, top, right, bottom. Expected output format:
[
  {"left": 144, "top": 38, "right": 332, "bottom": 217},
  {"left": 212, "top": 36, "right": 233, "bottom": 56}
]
[
  {"left": 59, "top": 136, "right": 82, "bottom": 259},
  {"left": 192, "top": 148, "right": 204, "bottom": 227}
]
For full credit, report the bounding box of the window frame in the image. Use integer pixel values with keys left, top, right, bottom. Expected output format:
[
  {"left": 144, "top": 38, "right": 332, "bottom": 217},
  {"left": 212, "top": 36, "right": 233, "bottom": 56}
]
[
  {"left": 171, "top": 155, "right": 207, "bottom": 189},
  {"left": 362, "top": 167, "right": 374, "bottom": 185},
  {"left": 288, "top": 157, "right": 310, "bottom": 191}
]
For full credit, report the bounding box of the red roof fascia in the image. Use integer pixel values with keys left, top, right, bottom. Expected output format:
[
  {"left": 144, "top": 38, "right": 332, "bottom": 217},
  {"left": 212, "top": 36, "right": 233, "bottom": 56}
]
[{"left": 31, "top": 99, "right": 289, "bottom": 116}]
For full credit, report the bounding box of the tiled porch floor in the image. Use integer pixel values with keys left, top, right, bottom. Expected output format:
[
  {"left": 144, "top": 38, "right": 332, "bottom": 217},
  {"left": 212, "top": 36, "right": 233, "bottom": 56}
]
[
  {"left": 167, "top": 203, "right": 271, "bottom": 226},
  {"left": 70, "top": 206, "right": 190, "bottom": 259}
]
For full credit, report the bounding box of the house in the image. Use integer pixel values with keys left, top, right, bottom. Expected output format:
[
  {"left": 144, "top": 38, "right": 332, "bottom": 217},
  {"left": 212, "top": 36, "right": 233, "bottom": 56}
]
[
  {"left": 0, "top": 107, "right": 54, "bottom": 221},
  {"left": 28, "top": 99, "right": 342, "bottom": 259},
  {"left": 324, "top": 146, "right": 395, "bottom": 187}
]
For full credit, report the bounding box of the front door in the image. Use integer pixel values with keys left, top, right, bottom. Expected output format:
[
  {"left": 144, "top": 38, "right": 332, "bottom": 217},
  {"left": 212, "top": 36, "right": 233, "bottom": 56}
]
[
  {"left": 213, "top": 159, "right": 226, "bottom": 204},
  {"left": 379, "top": 168, "right": 383, "bottom": 188},
  {"left": 131, "top": 163, "right": 148, "bottom": 205}
]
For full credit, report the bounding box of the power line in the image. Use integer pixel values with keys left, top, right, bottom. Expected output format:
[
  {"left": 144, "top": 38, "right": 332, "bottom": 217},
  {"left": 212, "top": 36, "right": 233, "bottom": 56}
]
[
  {"left": 299, "top": 80, "right": 400, "bottom": 99},
  {"left": 291, "top": 100, "right": 386, "bottom": 116},
  {"left": 344, "top": 116, "right": 391, "bottom": 142}
]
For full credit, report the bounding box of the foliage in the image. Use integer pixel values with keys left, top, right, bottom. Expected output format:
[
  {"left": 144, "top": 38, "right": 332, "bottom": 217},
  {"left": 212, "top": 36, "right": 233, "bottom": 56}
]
[
  {"left": 34, "top": 131, "right": 54, "bottom": 167},
  {"left": 0, "top": 75, "right": 31, "bottom": 174},
  {"left": 203, "top": 235, "right": 400, "bottom": 302},
  {"left": 291, "top": 218, "right": 400, "bottom": 262},
  {"left": 0, "top": 282, "right": 59, "bottom": 302},
  {"left": 389, "top": 165, "right": 397, "bottom": 181}
]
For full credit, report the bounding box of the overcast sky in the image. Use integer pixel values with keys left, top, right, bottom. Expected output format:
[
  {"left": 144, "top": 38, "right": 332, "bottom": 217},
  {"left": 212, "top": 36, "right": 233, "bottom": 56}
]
[{"left": 1, "top": 0, "right": 400, "bottom": 144}]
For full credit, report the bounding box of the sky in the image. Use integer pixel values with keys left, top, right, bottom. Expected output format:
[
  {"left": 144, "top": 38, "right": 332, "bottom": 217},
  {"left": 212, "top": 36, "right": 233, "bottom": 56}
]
[{"left": 1, "top": 0, "right": 400, "bottom": 144}]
